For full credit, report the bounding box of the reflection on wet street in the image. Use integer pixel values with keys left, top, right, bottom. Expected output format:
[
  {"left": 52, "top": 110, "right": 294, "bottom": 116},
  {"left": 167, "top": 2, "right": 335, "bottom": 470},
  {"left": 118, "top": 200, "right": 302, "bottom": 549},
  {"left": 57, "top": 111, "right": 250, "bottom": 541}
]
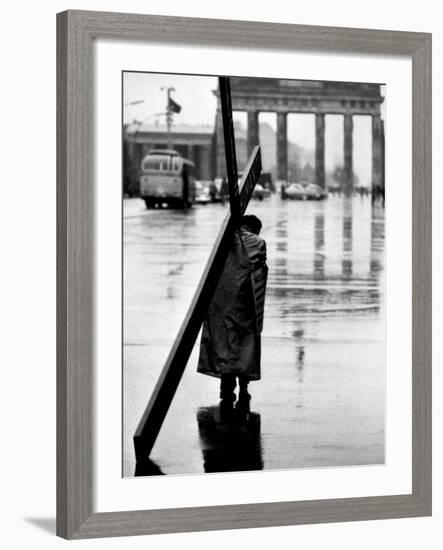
[
  {"left": 124, "top": 195, "right": 385, "bottom": 476},
  {"left": 197, "top": 406, "right": 263, "bottom": 473}
]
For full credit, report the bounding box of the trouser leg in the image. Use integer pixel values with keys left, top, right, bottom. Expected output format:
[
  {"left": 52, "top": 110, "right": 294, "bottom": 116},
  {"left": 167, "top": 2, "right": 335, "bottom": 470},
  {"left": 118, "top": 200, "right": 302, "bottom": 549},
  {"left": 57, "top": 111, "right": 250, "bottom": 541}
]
[
  {"left": 220, "top": 374, "right": 236, "bottom": 402},
  {"left": 237, "top": 376, "right": 251, "bottom": 412},
  {"left": 238, "top": 376, "right": 250, "bottom": 397}
]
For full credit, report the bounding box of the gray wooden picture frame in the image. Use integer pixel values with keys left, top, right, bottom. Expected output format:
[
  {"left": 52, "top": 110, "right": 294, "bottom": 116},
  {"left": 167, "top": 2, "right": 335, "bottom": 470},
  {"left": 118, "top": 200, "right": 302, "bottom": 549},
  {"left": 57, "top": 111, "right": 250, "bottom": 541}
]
[{"left": 57, "top": 9, "right": 432, "bottom": 540}]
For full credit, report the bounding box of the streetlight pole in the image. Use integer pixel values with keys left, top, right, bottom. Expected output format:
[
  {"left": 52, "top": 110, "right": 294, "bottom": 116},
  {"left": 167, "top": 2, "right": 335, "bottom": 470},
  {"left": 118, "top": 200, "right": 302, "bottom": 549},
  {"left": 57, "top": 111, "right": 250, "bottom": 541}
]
[{"left": 161, "top": 86, "right": 175, "bottom": 150}]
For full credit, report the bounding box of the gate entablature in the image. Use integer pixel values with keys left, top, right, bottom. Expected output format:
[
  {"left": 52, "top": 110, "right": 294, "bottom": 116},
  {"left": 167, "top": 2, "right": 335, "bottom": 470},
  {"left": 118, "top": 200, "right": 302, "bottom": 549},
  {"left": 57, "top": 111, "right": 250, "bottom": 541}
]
[{"left": 227, "top": 78, "right": 383, "bottom": 115}]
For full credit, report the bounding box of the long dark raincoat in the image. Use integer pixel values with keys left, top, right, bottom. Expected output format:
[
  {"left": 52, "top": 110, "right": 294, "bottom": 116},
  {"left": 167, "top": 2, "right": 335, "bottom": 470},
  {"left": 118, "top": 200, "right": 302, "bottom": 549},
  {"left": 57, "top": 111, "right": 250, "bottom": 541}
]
[{"left": 197, "top": 226, "right": 268, "bottom": 381}]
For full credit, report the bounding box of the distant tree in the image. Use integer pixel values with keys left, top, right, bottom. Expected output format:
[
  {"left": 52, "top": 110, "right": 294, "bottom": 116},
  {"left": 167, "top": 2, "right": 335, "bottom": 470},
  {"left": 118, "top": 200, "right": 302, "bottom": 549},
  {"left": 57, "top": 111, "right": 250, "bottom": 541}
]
[
  {"left": 330, "top": 164, "right": 359, "bottom": 187},
  {"left": 331, "top": 164, "right": 344, "bottom": 185},
  {"left": 288, "top": 161, "right": 302, "bottom": 182},
  {"left": 301, "top": 162, "right": 315, "bottom": 183}
]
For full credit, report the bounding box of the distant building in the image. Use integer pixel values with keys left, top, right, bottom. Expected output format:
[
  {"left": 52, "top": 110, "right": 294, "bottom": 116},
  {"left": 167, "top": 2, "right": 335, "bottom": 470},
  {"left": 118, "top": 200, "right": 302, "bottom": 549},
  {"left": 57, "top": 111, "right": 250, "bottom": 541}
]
[
  {"left": 125, "top": 122, "right": 215, "bottom": 182},
  {"left": 124, "top": 118, "right": 315, "bottom": 194},
  {"left": 214, "top": 78, "right": 384, "bottom": 193}
]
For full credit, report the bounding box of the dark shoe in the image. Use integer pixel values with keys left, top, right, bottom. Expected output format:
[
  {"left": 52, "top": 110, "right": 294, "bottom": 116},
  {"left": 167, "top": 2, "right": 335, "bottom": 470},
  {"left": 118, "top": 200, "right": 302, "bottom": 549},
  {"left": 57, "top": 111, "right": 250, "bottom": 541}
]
[
  {"left": 236, "top": 391, "right": 251, "bottom": 414},
  {"left": 219, "top": 398, "right": 235, "bottom": 421}
]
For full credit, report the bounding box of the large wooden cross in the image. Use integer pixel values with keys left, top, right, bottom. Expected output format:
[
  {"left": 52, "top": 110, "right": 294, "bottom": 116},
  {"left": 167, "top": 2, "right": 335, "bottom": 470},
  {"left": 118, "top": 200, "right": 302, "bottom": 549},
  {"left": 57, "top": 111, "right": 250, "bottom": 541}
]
[{"left": 134, "top": 77, "right": 262, "bottom": 463}]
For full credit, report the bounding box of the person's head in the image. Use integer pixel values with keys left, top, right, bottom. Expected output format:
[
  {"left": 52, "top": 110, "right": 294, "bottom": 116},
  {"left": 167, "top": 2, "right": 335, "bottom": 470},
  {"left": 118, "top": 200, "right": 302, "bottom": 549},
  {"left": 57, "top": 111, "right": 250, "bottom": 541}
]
[{"left": 241, "top": 215, "right": 262, "bottom": 235}]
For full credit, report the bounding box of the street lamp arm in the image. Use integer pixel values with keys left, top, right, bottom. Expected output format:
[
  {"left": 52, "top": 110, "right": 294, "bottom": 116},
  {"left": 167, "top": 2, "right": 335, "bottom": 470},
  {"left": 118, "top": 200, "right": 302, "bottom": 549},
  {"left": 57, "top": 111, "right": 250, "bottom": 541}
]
[{"left": 124, "top": 99, "right": 145, "bottom": 107}]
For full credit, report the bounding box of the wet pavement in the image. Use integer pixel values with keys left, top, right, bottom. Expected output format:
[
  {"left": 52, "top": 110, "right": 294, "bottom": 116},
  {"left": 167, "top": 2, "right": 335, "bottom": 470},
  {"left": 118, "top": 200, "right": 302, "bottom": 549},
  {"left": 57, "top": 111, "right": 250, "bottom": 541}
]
[{"left": 123, "top": 195, "right": 385, "bottom": 477}]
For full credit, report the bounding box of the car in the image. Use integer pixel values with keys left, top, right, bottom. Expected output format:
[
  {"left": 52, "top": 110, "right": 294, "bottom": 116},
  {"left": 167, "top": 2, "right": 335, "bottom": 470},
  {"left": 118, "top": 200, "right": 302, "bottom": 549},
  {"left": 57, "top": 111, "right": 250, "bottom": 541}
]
[
  {"left": 211, "top": 177, "right": 229, "bottom": 203},
  {"left": 284, "top": 182, "right": 327, "bottom": 200},
  {"left": 237, "top": 173, "right": 271, "bottom": 201},
  {"left": 193, "top": 181, "right": 211, "bottom": 205},
  {"left": 304, "top": 183, "right": 328, "bottom": 200},
  {"left": 284, "top": 182, "right": 307, "bottom": 200},
  {"left": 258, "top": 172, "right": 275, "bottom": 193},
  {"left": 252, "top": 183, "right": 271, "bottom": 200}
]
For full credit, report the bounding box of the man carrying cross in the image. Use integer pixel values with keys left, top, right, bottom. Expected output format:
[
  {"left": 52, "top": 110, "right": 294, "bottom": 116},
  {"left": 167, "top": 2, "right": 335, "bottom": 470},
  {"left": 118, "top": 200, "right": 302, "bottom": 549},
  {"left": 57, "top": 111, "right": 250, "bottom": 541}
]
[
  {"left": 197, "top": 214, "right": 267, "bottom": 412},
  {"left": 134, "top": 76, "right": 265, "bottom": 462}
]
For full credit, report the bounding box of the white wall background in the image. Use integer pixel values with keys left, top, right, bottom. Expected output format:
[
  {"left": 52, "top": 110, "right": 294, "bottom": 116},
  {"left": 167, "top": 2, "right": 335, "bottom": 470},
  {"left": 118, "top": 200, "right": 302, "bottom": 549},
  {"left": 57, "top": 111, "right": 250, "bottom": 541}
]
[{"left": 0, "top": 0, "right": 440, "bottom": 548}]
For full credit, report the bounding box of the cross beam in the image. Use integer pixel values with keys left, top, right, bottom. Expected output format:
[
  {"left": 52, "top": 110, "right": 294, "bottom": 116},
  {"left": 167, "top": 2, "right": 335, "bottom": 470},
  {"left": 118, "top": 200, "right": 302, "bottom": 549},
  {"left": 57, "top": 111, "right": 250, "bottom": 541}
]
[
  {"left": 219, "top": 77, "right": 240, "bottom": 220},
  {"left": 133, "top": 77, "right": 262, "bottom": 463}
]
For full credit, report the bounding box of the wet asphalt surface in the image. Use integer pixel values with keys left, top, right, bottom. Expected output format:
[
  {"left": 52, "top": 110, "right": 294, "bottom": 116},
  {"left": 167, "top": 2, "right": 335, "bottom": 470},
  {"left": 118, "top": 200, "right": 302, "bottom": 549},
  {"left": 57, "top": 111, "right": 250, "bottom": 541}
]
[{"left": 123, "top": 194, "right": 385, "bottom": 477}]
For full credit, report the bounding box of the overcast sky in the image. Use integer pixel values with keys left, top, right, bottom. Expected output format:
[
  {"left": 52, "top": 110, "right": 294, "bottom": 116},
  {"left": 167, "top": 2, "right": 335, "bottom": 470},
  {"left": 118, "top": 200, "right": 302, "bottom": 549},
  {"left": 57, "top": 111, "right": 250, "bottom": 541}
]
[{"left": 124, "top": 72, "right": 386, "bottom": 186}]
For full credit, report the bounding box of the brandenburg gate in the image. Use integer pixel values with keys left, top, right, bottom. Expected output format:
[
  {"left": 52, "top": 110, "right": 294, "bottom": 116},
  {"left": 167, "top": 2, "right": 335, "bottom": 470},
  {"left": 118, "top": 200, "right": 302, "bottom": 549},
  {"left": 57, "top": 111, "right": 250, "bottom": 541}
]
[{"left": 214, "top": 78, "right": 384, "bottom": 194}]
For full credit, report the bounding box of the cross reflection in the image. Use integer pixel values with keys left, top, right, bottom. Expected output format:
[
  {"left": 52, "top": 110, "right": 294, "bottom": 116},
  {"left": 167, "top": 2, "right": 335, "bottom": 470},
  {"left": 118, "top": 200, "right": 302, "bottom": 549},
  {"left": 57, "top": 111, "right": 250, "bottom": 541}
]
[{"left": 134, "top": 457, "right": 164, "bottom": 476}]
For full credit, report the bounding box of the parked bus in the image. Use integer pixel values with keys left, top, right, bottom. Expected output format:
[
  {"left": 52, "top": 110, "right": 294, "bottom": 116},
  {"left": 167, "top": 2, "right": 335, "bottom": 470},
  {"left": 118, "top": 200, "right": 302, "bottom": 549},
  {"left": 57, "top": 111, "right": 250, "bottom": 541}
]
[{"left": 139, "top": 149, "right": 196, "bottom": 209}]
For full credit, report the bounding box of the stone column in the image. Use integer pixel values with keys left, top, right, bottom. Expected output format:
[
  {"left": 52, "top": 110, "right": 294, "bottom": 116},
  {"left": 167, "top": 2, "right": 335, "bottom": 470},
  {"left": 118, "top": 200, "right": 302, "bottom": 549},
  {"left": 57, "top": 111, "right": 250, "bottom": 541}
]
[
  {"left": 372, "top": 113, "right": 383, "bottom": 195},
  {"left": 276, "top": 112, "right": 288, "bottom": 183},
  {"left": 343, "top": 114, "right": 354, "bottom": 195},
  {"left": 135, "top": 142, "right": 144, "bottom": 168},
  {"left": 187, "top": 144, "right": 195, "bottom": 164},
  {"left": 315, "top": 113, "right": 326, "bottom": 189},
  {"left": 193, "top": 146, "right": 201, "bottom": 178},
  {"left": 247, "top": 110, "right": 259, "bottom": 158},
  {"left": 199, "top": 145, "right": 212, "bottom": 180}
]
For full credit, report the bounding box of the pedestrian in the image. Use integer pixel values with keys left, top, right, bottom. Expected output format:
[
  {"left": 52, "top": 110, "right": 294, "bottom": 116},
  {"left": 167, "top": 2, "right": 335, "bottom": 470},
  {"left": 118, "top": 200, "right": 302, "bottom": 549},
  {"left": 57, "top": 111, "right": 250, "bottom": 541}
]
[
  {"left": 208, "top": 181, "right": 218, "bottom": 203},
  {"left": 197, "top": 214, "right": 268, "bottom": 413},
  {"left": 220, "top": 177, "right": 229, "bottom": 204}
]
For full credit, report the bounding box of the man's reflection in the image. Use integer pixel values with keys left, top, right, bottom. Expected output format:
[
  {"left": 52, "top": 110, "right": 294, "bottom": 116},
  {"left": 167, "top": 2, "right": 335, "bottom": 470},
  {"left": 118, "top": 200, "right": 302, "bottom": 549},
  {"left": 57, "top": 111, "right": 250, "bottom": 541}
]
[{"left": 196, "top": 405, "right": 263, "bottom": 473}]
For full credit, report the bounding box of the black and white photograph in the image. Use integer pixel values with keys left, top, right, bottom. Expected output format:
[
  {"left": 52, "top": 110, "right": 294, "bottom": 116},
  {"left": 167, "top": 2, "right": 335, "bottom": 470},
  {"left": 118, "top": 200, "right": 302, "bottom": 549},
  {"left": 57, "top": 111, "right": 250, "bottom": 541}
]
[
  {"left": 1, "top": 0, "right": 438, "bottom": 546},
  {"left": 123, "top": 71, "right": 386, "bottom": 478}
]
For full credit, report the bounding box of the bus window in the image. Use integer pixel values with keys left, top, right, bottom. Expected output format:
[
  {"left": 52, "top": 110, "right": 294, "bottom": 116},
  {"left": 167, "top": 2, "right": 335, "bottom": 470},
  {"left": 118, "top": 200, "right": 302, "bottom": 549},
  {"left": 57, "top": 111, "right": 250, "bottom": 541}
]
[
  {"left": 143, "top": 159, "right": 161, "bottom": 171},
  {"left": 143, "top": 158, "right": 172, "bottom": 171}
]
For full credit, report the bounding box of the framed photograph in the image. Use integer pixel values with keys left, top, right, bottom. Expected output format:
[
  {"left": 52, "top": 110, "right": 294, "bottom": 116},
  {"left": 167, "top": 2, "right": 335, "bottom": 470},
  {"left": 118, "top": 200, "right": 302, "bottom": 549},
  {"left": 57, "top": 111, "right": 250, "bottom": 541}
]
[{"left": 57, "top": 10, "right": 431, "bottom": 539}]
